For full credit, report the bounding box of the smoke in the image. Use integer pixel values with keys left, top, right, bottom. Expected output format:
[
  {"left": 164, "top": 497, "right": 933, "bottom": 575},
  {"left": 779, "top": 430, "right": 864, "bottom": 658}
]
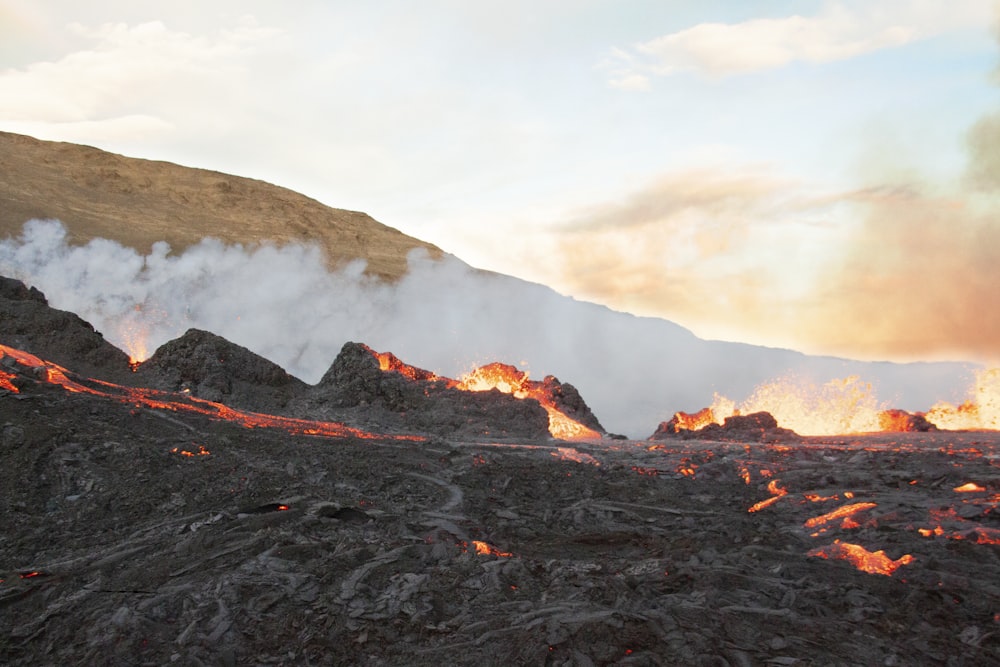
[{"left": 0, "top": 219, "right": 977, "bottom": 438}]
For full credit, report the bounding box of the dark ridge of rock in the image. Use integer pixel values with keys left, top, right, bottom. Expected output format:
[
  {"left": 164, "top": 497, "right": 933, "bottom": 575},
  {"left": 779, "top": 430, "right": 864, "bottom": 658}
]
[
  {"left": 308, "top": 342, "right": 551, "bottom": 439},
  {"left": 539, "top": 375, "right": 605, "bottom": 433},
  {"left": 650, "top": 410, "right": 798, "bottom": 443},
  {"left": 134, "top": 328, "right": 308, "bottom": 413},
  {"left": 0, "top": 275, "right": 133, "bottom": 382}
]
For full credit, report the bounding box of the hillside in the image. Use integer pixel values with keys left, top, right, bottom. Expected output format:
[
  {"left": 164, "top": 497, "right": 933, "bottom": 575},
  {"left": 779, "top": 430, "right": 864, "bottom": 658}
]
[{"left": 0, "top": 131, "right": 441, "bottom": 280}]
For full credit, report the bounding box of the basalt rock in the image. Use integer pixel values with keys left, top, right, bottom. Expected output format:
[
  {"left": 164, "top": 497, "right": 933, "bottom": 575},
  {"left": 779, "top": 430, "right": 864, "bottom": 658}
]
[
  {"left": 0, "top": 275, "right": 133, "bottom": 382},
  {"left": 133, "top": 328, "right": 308, "bottom": 412}
]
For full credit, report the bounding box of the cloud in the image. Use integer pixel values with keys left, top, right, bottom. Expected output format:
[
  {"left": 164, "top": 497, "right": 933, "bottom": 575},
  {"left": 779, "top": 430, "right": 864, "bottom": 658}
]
[
  {"left": 0, "top": 18, "right": 280, "bottom": 137},
  {"left": 607, "top": 0, "right": 992, "bottom": 84},
  {"left": 537, "top": 158, "right": 1000, "bottom": 365}
]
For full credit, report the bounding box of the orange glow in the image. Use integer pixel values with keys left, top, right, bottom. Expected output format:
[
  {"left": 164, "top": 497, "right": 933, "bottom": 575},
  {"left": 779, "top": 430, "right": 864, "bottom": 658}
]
[
  {"left": 463, "top": 540, "right": 513, "bottom": 557},
  {"left": 670, "top": 407, "right": 717, "bottom": 431},
  {"left": 0, "top": 343, "right": 425, "bottom": 443},
  {"left": 808, "top": 540, "right": 914, "bottom": 576},
  {"left": 953, "top": 482, "right": 986, "bottom": 493},
  {"left": 917, "top": 525, "right": 1000, "bottom": 545},
  {"left": 748, "top": 479, "right": 788, "bottom": 513},
  {"left": 0, "top": 370, "right": 18, "bottom": 393},
  {"left": 457, "top": 362, "right": 601, "bottom": 441},
  {"left": 803, "top": 502, "right": 877, "bottom": 529},
  {"left": 709, "top": 376, "right": 885, "bottom": 436},
  {"left": 803, "top": 493, "right": 840, "bottom": 503},
  {"left": 370, "top": 347, "right": 446, "bottom": 383},
  {"left": 926, "top": 368, "right": 1000, "bottom": 430},
  {"left": 171, "top": 445, "right": 210, "bottom": 457}
]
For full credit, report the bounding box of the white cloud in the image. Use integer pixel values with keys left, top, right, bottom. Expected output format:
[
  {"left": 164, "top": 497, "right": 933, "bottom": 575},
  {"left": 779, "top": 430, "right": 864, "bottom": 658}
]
[
  {"left": 0, "top": 18, "right": 279, "bottom": 129},
  {"left": 609, "top": 1, "right": 994, "bottom": 83}
]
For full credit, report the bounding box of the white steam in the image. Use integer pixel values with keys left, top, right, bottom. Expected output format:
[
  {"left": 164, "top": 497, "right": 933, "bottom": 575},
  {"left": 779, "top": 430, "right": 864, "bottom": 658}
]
[{"left": 0, "top": 220, "right": 977, "bottom": 438}]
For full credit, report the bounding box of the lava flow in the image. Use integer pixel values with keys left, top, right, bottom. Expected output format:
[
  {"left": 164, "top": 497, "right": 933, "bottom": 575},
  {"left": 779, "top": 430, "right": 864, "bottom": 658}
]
[
  {"left": 667, "top": 369, "right": 1000, "bottom": 437},
  {"left": 808, "top": 540, "right": 915, "bottom": 576},
  {"left": 0, "top": 343, "right": 423, "bottom": 443},
  {"left": 362, "top": 344, "right": 602, "bottom": 441},
  {"left": 455, "top": 363, "right": 601, "bottom": 441}
]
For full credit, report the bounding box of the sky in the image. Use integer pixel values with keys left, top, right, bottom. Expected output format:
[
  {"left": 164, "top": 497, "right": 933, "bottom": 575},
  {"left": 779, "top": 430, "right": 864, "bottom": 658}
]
[{"left": 1, "top": 0, "right": 999, "bottom": 364}]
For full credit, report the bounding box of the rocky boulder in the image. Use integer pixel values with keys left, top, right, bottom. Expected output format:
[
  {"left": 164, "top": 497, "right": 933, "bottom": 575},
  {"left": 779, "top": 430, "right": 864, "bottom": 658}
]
[{"left": 0, "top": 275, "right": 133, "bottom": 382}]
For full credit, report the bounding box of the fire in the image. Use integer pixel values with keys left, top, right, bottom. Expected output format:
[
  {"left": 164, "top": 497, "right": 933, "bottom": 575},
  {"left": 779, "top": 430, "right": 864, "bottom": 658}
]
[
  {"left": 808, "top": 540, "right": 914, "bottom": 576},
  {"left": 0, "top": 343, "right": 424, "bottom": 443},
  {"left": 926, "top": 368, "right": 1000, "bottom": 430},
  {"left": 456, "top": 362, "right": 601, "bottom": 441}
]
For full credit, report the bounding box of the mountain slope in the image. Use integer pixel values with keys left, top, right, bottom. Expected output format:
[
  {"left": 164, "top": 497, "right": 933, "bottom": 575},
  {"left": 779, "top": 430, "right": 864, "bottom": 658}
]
[{"left": 0, "top": 131, "right": 440, "bottom": 280}]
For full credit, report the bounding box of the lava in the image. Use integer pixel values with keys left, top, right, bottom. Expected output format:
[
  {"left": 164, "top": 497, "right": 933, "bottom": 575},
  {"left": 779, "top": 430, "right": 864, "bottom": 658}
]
[
  {"left": 808, "top": 540, "right": 914, "bottom": 576},
  {"left": 953, "top": 482, "right": 986, "bottom": 493},
  {"left": 0, "top": 370, "right": 18, "bottom": 393},
  {"left": 462, "top": 540, "right": 513, "bottom": 557},
  {"left": 748, "top": 479, "right": 788, "bottom": 513},
  {"left": 456, "top": 362, "right": 601, "bottom": 441},
  {"left": 926, "top": 368, "right": 1000, "bottom": 430},
  {"left": 0, "top": 343, "right": 424, "bottom": 443}
]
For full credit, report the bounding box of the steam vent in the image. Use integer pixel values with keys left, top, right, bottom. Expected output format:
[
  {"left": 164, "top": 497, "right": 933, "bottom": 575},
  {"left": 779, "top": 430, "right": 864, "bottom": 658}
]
[{"left": 1, "top": 275, "right": 999, "bottom": 665}]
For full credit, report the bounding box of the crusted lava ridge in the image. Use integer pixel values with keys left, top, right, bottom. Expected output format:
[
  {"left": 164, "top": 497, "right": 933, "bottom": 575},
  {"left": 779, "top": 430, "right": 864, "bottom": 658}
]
[
  {"left": 301, "top": 342, "right": 551, "bottom": 440},
  {"left": 0, "top": 276, "right": 133, "bottom": 383},
  {"left": 133, "top": 328, "right": 309, "bottom": 413}
]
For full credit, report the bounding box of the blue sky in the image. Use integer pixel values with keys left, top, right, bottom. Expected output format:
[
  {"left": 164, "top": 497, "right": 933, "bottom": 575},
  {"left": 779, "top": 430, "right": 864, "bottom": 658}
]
[{"left": 1, "top": 1, "right": 998, "bottom": 362}]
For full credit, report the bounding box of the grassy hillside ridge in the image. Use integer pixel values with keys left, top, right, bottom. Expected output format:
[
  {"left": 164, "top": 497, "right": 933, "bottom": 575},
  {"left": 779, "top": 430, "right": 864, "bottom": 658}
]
[{"left": 0, "top": 131, "right": 442, "bottom": 280}]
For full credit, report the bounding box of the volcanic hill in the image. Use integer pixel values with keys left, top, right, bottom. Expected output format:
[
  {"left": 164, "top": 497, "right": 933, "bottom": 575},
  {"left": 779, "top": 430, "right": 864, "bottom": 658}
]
[{"left": 0, "top": 131, "right": 441, "bottom": 280}]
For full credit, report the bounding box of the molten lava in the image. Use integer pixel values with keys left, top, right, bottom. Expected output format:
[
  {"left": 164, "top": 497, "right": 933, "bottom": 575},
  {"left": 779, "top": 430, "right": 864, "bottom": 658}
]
[
  {"left": 926, "top": 368, "right": 1000, "bottom": 430},
  {"left": 808, "top": 540, "right": 914, "bottom": 576},
  {"left": 0, "top": 344, "right": 423, "bottom": 443},
  {"left": 748, "top": 479, "right": 788, "bottom": 513},
  {"left": 456, "top": 362, "right": 601, "bottom": 441},
  {"left": 462, "top": 540, "right": 513, "bottom": 557}
]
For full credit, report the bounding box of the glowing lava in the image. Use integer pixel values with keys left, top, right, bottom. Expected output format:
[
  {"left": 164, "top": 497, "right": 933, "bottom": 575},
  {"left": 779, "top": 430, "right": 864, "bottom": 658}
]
[
  {"left": 456, "top": 362, "right": 601, "bottom": 441},
  {"left": 0, "top": 343, "right": 423, "bottom": 443},
  {"left": 926, "top": 368, "right": 1000, "bottom": 430},
  {"left": 808, "top": 540, "right": 914, "bottom": 576}
]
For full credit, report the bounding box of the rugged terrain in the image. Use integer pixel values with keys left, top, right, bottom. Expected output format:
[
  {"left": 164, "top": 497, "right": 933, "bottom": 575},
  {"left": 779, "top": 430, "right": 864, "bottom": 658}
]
[
  {"left": 0, "top": 131, "right": 441, "bottom": 280},
  {"left": 1, "top": 279, "right": 998, "bottom": 666}
]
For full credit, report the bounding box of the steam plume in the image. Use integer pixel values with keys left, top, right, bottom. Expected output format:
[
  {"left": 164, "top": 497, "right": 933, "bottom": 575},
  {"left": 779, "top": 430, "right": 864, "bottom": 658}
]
[{"left": 0, "top": 219, "right": 975, "bottom": 438}]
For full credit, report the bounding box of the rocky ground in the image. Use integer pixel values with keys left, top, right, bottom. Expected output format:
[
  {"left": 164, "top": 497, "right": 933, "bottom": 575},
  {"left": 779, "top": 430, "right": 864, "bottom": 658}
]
[
  {"left": 1, "top": 359, "right": 998, "bottom": 666},
  {"left": 0, "top": 277, "right": 998, "bottom": 666}
]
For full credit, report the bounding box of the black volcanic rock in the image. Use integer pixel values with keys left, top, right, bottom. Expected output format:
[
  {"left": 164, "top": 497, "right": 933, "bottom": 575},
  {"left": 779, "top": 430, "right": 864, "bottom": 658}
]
[
  {"left": 134, "top": 328, "right": 308, "bottom": 412},
  {"left": 539, "top": 375, "right": 605, "bottom": 433},
  {"left": 0, "top": 275, "right": 133, "bottom": 382}
]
